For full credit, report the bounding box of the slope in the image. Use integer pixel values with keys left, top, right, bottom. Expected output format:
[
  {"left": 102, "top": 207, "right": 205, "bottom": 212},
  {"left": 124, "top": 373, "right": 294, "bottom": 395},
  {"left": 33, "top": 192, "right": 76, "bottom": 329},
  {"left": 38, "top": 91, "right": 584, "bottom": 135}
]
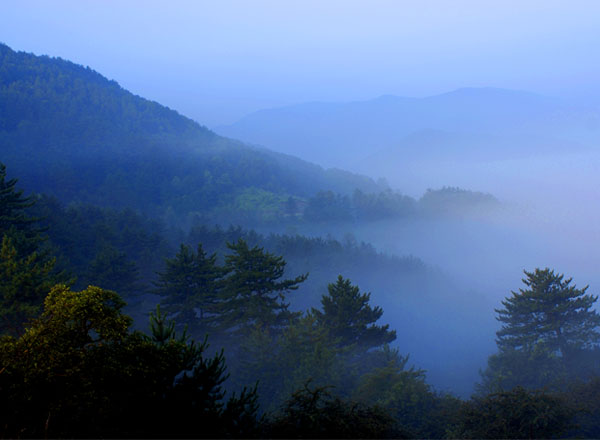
[
  {"left": 0, "top": 43, "right": 383, "bottom": 224},
  {"left": 216, "top": 88, "right": 600, "bottom": 169}
]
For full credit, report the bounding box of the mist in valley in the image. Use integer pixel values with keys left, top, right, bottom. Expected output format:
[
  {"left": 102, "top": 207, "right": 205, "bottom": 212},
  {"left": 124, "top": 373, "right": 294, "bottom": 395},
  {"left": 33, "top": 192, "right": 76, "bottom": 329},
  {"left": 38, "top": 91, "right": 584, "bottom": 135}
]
[{"left": 2, "top": 1, "right": 600, "bottom": 437}]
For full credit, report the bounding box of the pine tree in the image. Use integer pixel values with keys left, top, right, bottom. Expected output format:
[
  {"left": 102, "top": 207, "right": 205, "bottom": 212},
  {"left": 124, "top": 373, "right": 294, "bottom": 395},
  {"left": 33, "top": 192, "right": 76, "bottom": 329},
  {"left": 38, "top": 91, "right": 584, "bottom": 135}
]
[
  {"left": 313, "top": 275, "right": 396, "bottom": 353},
  {"left": 495, "top": 268, "right": 600, "bottom": 356},
  {"left": 480, "top": 268, "right": 600, "bottom": 392},
  {"left": 0, "top": 162, "right": 43, "bottom": 256},
  {"left": 218, "top": 239, "right": 307, "bottom": 338},
  {"left": 87, "top": 245, "right": 140, "bottom": 299},
  {"left": 0, "top": 236, "right": 56, "bottom": 334},
  {"left": 0, "top": 164, "right": 63, "bottom": 334},
  {"left": 154, "top": 243, "right": 225, "bottom": 335}
]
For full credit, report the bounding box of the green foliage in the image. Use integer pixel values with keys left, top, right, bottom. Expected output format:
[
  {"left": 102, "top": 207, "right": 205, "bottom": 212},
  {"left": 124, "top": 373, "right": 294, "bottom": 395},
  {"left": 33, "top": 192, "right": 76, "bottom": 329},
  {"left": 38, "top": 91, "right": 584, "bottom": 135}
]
[
  {"left": 0, "top": 285, "right": 260, "bottom": 438},
  {"left": 235, "top": 276, "right": 404, "bottom": 415},
  {"left": 87, "top": 245, "right": 140, "bottom": 298},
  {"left": 419, "top": 186, "right": 499, "bottom": 217},
  {"left": 496, "top": 268, "right": 600, "bottom": 355},
  {"left": 352, "top": 188, "right": 416, "bottom": 221},
  {"left": 481, "top": 268, "right": 600, "bottom": 392},
  {"left": 450, "top": 387, "right": 574, "bottom": 439},
  {"left": 304, "top": 191, "right": 354, "bottom": 222},
  {"left": 563, "top": 376, "right": 600, "bottom": 438},
  {"left": 353, "top": 348, "right": 461, "bottom": 438},
  {"left": 313, "top": 275, "right": 396, "bottom": 353},
  {"left": 0, "top": 43, "right": 384, "bottom": 227},
  {"left": 154, "top": 243, "right": 225, "bottom": 335},
  {"left": 30, "top": 196, "right": 169, "bottom": 296},
  {"left": 186, "top": 224, "right": 427, "bottom": 312},
  {"left": 236, "top": 313, "right": 342, "bottom": 412},
  {"left": 0, "top": 236, "right": 57, "bottom": 334},
  {"left": 0, "top": 164, "right": 65, "bottom": 335},
  {"left": 218, "top": 239, "right": 307, "bottom": 338},
  {"left": 0, "top": 162, "right": 41, "bottom": 254},
  {"left": 265, "top": 382, "right": 409, "bottom": 439}
]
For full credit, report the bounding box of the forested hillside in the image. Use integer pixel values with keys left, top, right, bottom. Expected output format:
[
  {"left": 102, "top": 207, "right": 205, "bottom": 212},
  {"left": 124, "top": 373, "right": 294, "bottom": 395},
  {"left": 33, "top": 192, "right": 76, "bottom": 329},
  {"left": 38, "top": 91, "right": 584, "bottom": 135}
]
[
  {"left": 0, "top": 43, "right": 385, "bottom": 225},
  {"left": 0, "top": 44, "right": 502, "bottom": 229},
  {"left": 2, "top": 164, "right": 600, "bottom": 438}
]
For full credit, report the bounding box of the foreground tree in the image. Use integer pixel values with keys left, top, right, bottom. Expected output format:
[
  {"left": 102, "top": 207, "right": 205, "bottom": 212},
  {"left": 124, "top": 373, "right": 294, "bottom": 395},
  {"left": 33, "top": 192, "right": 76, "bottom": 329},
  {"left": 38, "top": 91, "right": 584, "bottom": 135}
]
[
  {"left": 265, "top": 382, "right": 408, "bottom": 439},
  {"left": 496, "top": 268, "right": 600, "bottom": 355},
  {"left": 481, "top": 268, "right": 600, "bottom": 391},
  {"left": 354, "top": 348, "right": 461, "bottom": 438},
  {"left": 0, "top": 285, "right": 259, "bottom": 438},
  {"left": 450, "top": 387, "right": 574, "bottom": 439},
  {"left": 236, "top": 313, "right": 342, "bottom": 412}
]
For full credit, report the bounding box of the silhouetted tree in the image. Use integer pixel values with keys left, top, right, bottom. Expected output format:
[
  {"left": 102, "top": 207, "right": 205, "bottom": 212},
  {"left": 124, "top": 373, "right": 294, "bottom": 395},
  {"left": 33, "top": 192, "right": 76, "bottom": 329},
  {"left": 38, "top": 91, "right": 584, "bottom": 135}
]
[
  {"left": 0, "top": 164, "right": 63, "bottom": 334},
  {"left": 0, "top": 163, "right": 41, "bottom": 255},
  {"left": 313, "top": 275, "right": 396, "bottom": 353},
  {"left": 87, "top": 245, "right": 140, "bottom": 298},
  {"left": 480, "top": 268, "right": 600, "bottom": 391},
  {"left": 450, "top": 387, "right": 574, "bottom": 439},
  {"left": 265, "top": 382, "right": 408, "bottom": 439},
  {"left": 218, "top": 239, "right": 307, "bottom": 338},
  {"left": 0, "top": 285, "right": 260, "bottom": 438},
  {"left": 154, "top": 243, "right": 224, "bottom": 335}
]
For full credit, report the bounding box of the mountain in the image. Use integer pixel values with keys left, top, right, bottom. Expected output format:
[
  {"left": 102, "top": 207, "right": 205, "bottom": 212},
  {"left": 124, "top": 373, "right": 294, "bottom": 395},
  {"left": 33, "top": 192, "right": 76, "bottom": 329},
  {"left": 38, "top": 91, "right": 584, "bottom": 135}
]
[
  {"left": 0, "top": 43, "right": 383, "bottom": 225},
  {"left": 216, "top": 87, "right": 600, "bottom": 169}
]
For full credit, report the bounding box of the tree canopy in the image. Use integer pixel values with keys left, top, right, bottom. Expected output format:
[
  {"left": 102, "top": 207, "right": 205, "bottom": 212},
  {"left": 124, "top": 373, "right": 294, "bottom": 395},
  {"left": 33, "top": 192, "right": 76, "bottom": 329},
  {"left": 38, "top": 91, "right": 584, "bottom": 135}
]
[
  {"left": 0, "top": 163, "right": 64, "bottom": 334},
  {"left": 495, "top": 268, "right": 600, "bottom": 356},
  {"left": 0, "top": 285, "right": 259, "bottom": 438},
  {"left": 481, "top": 268, "right": 600, "bottom": 392},
  {"left": 313, "top": 275, "right": 396, "bottom": 353}
]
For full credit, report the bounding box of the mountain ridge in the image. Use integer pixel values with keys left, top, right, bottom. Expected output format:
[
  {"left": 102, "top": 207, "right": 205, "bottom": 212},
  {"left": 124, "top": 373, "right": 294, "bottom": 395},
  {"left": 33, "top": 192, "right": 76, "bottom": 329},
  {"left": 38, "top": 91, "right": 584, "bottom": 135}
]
[
  {"left": 216, "top": 86, "right": 600, "bottom": 170},
  {"left": 0, "top": 43, "right": 385, "bottom": 225}
]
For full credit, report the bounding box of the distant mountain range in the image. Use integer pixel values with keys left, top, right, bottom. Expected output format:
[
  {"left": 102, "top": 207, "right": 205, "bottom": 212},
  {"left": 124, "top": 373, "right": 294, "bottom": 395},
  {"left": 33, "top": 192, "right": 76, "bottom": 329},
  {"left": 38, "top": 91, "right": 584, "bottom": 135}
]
[
  {"left": 216, "top": 87, "right": 600, "bottom": 171},
  {"left": 0, "top": 43, "right": 384, "bottom": 224}
]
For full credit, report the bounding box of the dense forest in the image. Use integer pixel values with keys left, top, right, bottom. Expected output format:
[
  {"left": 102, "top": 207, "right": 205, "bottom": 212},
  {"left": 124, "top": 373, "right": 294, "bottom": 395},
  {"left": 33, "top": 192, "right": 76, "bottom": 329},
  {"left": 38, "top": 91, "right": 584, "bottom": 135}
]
[
  {"left": 2, "top": 43, "right": 600, "bottom": 438},
  {"left": 0, "top": 43, "right": 498, "bottom": 229},
  {"left": 2, "top": 163, "right": 600, "bottom": 438}
]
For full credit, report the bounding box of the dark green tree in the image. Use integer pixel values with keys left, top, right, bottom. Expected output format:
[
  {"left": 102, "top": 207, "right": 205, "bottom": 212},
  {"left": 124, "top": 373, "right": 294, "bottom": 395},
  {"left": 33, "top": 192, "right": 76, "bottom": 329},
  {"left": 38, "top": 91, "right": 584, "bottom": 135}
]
[
  {"left": 563, "top": 376, "right": 600, "bottom": 438},
  {"left": 0, "top": 284, "right": 260, "bottom": 438},
  {"left": 496, "top": 268, "right": 600, "bottom": 355},
  {"left": 450, "top": 387, "right": 574, "bottom": 439},
  {"left": 218, "top": 239, "right": 307, "bottom": 338},
  {"left": 87, "top": 245, "right": 140, "bottom": 299},
  {"left": 154, "top": 243, "right": 225, "bottom": 336},
  {"left": 0, "top": 163, "right": 41, "bottom": 255},
  {"left": 480, "top": 268, "right": 600, "bottom": 392},
  {"left": 0, "top": 236, "right": 56, "bottom": 334},
  {"left": 354, "top": 347, "right": 461, "bottom": 438},
  {"left": 265, "top": 382, "right": 408, "bottom": 439},
  {"left": 304, "top": 191, "right": 353, "bottom": 223},
  {"left": 236, "top": 313, "right": 342, "bottom": 412},
  {"left": 0, "top": 164, "right": 64, "bottom": 334},
  {"left": 312, "top": 275, "right": 396, "bottom": 353}
]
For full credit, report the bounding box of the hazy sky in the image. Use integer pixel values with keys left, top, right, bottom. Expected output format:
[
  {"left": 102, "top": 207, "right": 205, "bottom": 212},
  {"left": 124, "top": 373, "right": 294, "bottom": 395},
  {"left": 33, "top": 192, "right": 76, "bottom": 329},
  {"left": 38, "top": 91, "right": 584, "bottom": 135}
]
[{"left": 2, "top": 0, "right": 600, "bottom": 126}]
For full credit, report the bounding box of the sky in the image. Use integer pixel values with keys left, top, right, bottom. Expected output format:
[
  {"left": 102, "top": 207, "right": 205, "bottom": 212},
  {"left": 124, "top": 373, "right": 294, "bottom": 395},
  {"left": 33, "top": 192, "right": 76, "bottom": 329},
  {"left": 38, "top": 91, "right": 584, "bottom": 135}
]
[{"left": 2, "top": 0, "right": 600, "bottom": 126}]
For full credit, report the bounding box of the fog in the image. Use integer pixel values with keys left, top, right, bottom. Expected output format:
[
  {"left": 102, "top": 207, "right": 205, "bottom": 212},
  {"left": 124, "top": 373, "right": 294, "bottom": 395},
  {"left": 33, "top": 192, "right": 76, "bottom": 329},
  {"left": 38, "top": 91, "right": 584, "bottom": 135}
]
[
  {"left": 217, "top": 87, "right": 600, "bottom": 394},
  {"left": 3, "top": 0, "right": 600, "bottom": 402},
  {"left": 2, "top": 1, "right": 600, "bottom": 126}
]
